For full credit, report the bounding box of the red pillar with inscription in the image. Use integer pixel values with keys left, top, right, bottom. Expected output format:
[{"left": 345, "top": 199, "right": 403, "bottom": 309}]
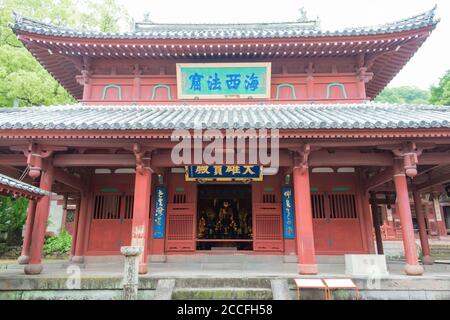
[
  {"left": 293, "top": 164, "right": 318, "bottom": 275},
  {"left": 413, "top": 191, "right": 433, "bottom": 265},
  {"left": 18, "top": 200, "right": 37, "bottom": 265},
  {"left": 393, "top": 160, "right": 424, "bottom": 276},
  {"left": 131, "top": 168, "right": 152, "bottom": 274},
  {"left": 24, "top": 166, "right": 54, "bottom": 275}
]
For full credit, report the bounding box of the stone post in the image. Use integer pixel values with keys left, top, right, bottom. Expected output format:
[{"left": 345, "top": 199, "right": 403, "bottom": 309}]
[{"left": 121, "top": 246, "right": 143, "bottom": 300}]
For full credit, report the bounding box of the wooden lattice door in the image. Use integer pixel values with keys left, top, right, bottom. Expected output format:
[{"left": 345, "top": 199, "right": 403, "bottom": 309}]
[
  {"left": 252, "top": 174, "right": 283, "bottom": 252},
  {"left": 165, "top": 173, "right": 197, "bottom": 252}
]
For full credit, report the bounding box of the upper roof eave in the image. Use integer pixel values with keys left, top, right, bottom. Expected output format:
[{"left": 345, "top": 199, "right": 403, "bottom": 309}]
[{"left": 11, "top": 7, "right": 439, "bottom": 41}]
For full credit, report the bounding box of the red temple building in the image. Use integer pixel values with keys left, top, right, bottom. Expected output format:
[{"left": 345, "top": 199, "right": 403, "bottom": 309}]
[{"left": 1, "top": 7, "right": 449, "bottom": 276}]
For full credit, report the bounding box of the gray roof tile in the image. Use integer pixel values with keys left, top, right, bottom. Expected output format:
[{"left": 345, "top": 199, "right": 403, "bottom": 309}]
[
  {"left": 0, "top": 103, "right": 449, "bottom": 131},
  {"left": 12, "top": 7, "right": 438, "bottom": 40},
  {"left": 0, "top": 174, "right": 51, "bottom": 197}
]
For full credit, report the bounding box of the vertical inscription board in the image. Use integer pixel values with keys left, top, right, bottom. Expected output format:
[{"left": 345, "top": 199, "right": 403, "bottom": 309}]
[
  {"left": 153, "top": 186, "right": 167, "bottom": 239},
  {"left": 176, "top": 62, "right": 271, "bottom": 99},
  {"left": 282, "top": 187, "right": 295, "bottom": 239}
]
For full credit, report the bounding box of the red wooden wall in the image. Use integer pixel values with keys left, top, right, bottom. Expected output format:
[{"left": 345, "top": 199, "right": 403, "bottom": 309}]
[
  {"left": 83, "top": 171, "right": 369, "bottom": 256},
  {"left": 86, "top": 174, "right": 135, "bottom": 255},
  {"left": 310, "top": 172, "right": 367, "bottom": 255}
]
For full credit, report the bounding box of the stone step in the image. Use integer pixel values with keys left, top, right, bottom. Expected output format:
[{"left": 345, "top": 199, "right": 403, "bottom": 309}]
[
  {"left": 430, "top": 246, "right": 450, "bottom": 258},
  {"left": 175, "top": 278, "right": 272, "bottom": 289},
  {"left": 431, "top": 248, "right": 450, "bottom": 253},
  {"left": 172, "top": 287, "right": 273, "bottom": 300},
  {"left": 166, "top": 254, "right": 284, "bottom": 264},
  {"left": 430, "top": 245, "right": 450, "bottom": 250}
]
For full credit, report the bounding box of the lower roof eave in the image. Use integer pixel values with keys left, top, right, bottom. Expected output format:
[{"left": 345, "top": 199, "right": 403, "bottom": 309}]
[{"left": 0, "top": 128, "right": 450, "bottom": 140}]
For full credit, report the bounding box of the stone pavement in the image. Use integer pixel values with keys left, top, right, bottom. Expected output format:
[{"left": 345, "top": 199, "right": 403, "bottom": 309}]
[
  {"left": 1, "top": 256, "right": 449, "bottom": 300},
  {"left": 0, "top": 255, "right": 449, "bottom": 279}
]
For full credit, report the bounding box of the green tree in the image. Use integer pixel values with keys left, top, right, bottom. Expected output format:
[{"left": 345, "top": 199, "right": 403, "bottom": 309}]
[
  {"left": 0, "top": 0, "right": 129, "bottom": 108},
  {"left": 0, "top": 0, "right": 129, "bottom": 249},
  {"left": 430, "top": 70, "right": 450, "bottom": 106},
  {"left": 375, "top": 86, "right": 430, "bottom": 105},
  {"left": 0, "top": 196, "right": 28, "bottom": 245}
]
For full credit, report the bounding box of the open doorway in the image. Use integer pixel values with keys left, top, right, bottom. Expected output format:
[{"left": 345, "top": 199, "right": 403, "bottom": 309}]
[{"left": 196, "top": 184, "right": 253, "bottom": 251}]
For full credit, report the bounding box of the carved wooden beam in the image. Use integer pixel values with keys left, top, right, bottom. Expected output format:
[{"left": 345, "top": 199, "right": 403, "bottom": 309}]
[
  {"left": 133, "top": 143, "right": 154, "bottom": 174},
  {"left": 391, "top": 142, "right": 421, "bottom": 177},
  {"left": 10, "top": 143, "right": 67, "bottom": 178},
  {"left": 291, "top": 143, "right": 312, "bottom": 173}
]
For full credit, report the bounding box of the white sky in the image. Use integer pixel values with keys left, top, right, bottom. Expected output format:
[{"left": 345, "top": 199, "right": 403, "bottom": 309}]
[{"left": 118, "top": 0, "right": 450, "bottom": 90}]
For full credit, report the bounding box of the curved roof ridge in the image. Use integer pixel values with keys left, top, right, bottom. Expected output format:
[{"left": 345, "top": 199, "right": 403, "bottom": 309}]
[
  {"left": 338, "top": 5, "right": 438, "bottom": 32},
  {"left": 134, "top": 20, "right": 319, "bottom": 28},
  {"left": 0, "top": 102, "right": 447, "bottom": 110}
]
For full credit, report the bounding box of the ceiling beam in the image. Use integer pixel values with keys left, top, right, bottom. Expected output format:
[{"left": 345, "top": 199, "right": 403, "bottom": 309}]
[
  {"left": 416, "top": 173, "right": 450, "bottom": 192},
  {"left": 420, "top": 153, "right": 450, "bottom": 165},
  {"left": 53, "top": 154, "right": 136, "bottom": 167},
  {"left": 309, "top": 150, "right": 393, "bottom": 167},
  {"left": 365, "top": 168, "right": 394, "bottom": 191},
  {"left": 53, "top": 168, "right": 83, "bottom": 191},
  {"left": 0, "top": 154, "right": 26, "bottom": 166}
]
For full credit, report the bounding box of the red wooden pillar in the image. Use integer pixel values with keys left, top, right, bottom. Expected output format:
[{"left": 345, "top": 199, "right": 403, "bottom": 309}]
[
  {"left": 72, "top": 191, "right": 90, "bottom": 263},
  {"left": 17, "top": 200, "right": 37, "bottom": 265},
  {"left": 393, "top": 161, "right": 424, "bottom": 276},
  {"left": 431, "top": 191, "right": 447, "bottom": 236},
  {"left": 24, "top": 166, "right": 54, "bottom": 275},
  {"left": 70, "top": 198, "right": 81, "bottom": 258},
  {"left": 293, "top": 165, "right": 318, "bottom": 274},
  {"left": 362, "top": 191, "right": 376, "bottom": 254},
  {"left": 131, "top": 168, "right": 152, "bottom": 274},
  {"left": 370, "top": 193, "right": 384, "bottom": 255},
  {"left": 412, "top": 191, "right": 433, "bottom": 265},
  {"left": 60, "top": 194, "right": 68, "bottom": 231}
]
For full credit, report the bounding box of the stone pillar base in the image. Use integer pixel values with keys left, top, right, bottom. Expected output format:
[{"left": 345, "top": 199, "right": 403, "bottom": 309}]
[
  {"left": 422, "top": 255, "right": 434, "bottom": 265},
  {"left": 298, "top": 263, "right": 318, "bottom": 275},
  {"left": 71, "top": 256, "right": 85, "bottom": 264},
  {"left": 404, "top": 263, "right": 424, "bottom": 276},
  {"left": 24, "top": 263, "right": 43, "bottom": 275},
  {"left": 17, "top": 255, "right": 29, "bottom": 265}
]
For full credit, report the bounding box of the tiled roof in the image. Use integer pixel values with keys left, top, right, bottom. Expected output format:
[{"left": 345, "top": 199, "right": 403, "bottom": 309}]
[
  {"left": 0, "top": 103, "right": 448, "bottom": 131},
  {"left": 0, "top": 173, "right": 51, "bottom": 197},
  {"left": 12, "top": 7, "right": 438, "bottom": 40}
]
